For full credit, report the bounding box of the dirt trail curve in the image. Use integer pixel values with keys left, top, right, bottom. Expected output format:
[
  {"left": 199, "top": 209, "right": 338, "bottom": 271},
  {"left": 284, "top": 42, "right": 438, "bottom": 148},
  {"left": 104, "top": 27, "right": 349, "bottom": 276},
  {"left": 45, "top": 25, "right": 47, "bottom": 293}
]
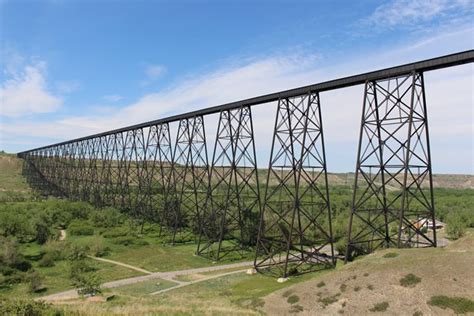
[
  {"left": 87, "top": 256, "right": 153, "bottom": 275},
  {"left": 37, "top": 260, "right": 253, "bottom": 302}
]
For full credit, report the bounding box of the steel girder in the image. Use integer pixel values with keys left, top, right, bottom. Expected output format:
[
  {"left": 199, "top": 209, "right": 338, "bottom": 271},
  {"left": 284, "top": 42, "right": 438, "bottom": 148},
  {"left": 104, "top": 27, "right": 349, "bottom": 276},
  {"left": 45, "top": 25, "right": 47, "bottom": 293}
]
[
  {"left": 254, "top": 92, "right": 335, "bottom": 278},
  {"left": 346, "top": 72, "right": 436, "bottom": 260},
  {"left": 197, "top": 106, "right": 262, "bottom": 261}
]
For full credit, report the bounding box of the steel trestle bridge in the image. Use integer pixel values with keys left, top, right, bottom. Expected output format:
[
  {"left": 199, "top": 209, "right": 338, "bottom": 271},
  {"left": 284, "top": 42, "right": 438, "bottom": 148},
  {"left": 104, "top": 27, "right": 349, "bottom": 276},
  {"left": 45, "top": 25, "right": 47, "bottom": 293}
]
[{"left": 18, "top": 50, "right": 474, "bottom": 278}]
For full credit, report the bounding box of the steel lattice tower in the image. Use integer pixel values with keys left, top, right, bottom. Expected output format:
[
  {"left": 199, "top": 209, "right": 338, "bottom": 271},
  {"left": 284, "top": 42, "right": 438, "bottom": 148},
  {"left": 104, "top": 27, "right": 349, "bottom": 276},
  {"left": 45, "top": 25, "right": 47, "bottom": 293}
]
[
  {"left": 346, "top": 72, "right": 437, "bottom": 260},
  {"left": 197, "top": 106, "right": 262, "bottom": 261},
  {"left": 254, "top": 92, "right": 335, "bottom": 278},
  {"left": 168, "top": 116, "right": 210, "bottom": 244}
]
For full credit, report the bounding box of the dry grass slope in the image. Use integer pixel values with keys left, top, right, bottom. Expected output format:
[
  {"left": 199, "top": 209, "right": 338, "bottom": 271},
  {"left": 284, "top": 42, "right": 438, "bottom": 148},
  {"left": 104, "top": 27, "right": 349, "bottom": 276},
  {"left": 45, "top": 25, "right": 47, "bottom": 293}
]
[{"left": 264, "top": 231, "right": 474, "bottom": 315}]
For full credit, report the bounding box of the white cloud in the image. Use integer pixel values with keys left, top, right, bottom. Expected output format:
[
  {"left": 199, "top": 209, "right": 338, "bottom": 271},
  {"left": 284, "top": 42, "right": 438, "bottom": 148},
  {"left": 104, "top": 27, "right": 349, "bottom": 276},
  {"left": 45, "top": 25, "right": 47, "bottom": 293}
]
[
  {"left": 362, "top": 0, "right": 472, "bottom": 29},
  {"left": 102, "top": 94, "right": 123, "bottom": 102},
  {"left": 0, "top": 61, "right": 62, "bottom": 117},
  {"left": 145, "top": 64, "right": 166, "bottom": 80},
  {"left": 2, "top": 28, "right": 472, "bottom": 172}
]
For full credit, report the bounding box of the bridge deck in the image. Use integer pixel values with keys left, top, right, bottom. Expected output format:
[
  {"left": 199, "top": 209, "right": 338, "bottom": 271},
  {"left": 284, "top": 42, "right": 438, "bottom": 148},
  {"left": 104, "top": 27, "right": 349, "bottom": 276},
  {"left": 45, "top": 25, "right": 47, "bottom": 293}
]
[{"left": 18, "top": 49, "right": 474, "bottom": 154}]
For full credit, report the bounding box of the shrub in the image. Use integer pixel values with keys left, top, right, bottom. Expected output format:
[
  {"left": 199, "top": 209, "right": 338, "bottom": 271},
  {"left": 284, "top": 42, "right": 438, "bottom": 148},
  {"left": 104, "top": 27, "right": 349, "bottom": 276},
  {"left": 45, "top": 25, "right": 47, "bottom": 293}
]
[
  {"left": 446, "top": 212, "right": 467, "bottom": 240},
  {"left": 38, "top": 253, "right": 55, "bottom": 267},
  {"left": 428, "top": 295, "right": 474, "bottom": 314},
  {"left": 400, "top": 273, "right": 421, "bottom": 287},
  {"left": 102, "top": 227, "right": 129, "bottom": 238},
  {"left": 0, "top": 298, "right": 60, "bottom": 316},
  {"left": 383, "top": 252, "right": 399, "bottom": 258},
  {"left": 90, "top": 237, "right": 109, "bottom": 257},
  {"left": 27, "top": 271, "right": 45, "bottom": 293},
  {"left": 287, "top": 295, "right": 300, "bottom": 304},
  {"left": 69, "top": 260, "right": 95, "bottom": 280},
  {"left": 68, "top": 221, "right": 94, "bottom": 236},
  {"left": 33, "top": 216, "right": 54, "bottom": 244},
  {"left": 354, "top": 286, "right": 361, "bottom": 292},
  {"left": 339, "top": 283, "right": 347, "bottom": 292},
  {"left": 316, "top": 281, "right": 326, "bottom": 288},
  {"left": 289, "top": 304, "right": 304, "bottom": 313},
  {"left": 43, "top": 240, "right": 70, "bottom": 261},
  {"left": 335, "top": 238, "right": 347, "bottom": 256},
  {"left": 369, "top": 302, "right": 389, "bottom": 312},
  {"left": 319, "top": 293, "right": 341, "bottom": 307},
  {"left": 66, "top": 244, "right": 88, "bottom": 261},
  {"left": 75, "top": 273, "right": 101, "bottom": 297},
  {"left": 90, "top": 207, "right": 125, "bottom": 228}
]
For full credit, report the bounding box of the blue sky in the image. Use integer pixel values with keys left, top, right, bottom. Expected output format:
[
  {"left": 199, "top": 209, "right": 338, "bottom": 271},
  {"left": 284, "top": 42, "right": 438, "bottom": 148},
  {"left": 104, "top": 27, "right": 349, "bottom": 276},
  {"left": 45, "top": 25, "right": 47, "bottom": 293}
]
[{"left": 1, "top": 0, "right": 473, "bottom": 173}]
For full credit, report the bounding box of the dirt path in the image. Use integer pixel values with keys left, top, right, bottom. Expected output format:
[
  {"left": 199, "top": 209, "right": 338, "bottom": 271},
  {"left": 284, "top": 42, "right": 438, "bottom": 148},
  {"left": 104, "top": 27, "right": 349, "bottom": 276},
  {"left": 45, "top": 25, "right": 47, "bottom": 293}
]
[
  {"left": 87, "top": 256, "right": 153, "bottom": 275},
  {"left": 59, "top": 229, "right": 66, "bottom": 241},
  {"left": 38, "top": 260, "right": 253, "bottom": 302}
]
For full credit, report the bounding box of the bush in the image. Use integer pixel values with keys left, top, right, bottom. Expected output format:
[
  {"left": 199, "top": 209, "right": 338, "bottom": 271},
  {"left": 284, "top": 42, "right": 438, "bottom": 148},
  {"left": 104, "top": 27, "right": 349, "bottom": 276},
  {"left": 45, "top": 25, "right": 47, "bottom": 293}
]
[
  {"left": 33, "top": 216, "right": 54, "bottom": 244},
  {"left": 0, "top": 298, "right": 61, "bottom": 316},
  {"left": 102, "top": 227, "right": 129, "bottom": 238},
  {"left": 446, "top": 212, "right": 467, "bottom": 240},
  {"left": 43, "top": 240, "right": 69, "bottom": 261},
  {"left": 287, "top": 295, "right": 300, "bottom": 304},
  {"left": 383, "top": 252, "right": 399, "bottom": 258},
  {"left": 90, "top": 207, "right": 125, "bottom": 228},
  {"left": 369, "top": 302, "right": 389, "bottom": 312},
  {"left": 38, "top": 253, "right": 55, "bottom": 267},
  {"left": 27, "top": 271, "right": 45, "bottom": 293},
  {"left": 335, "top": 238, "right": 347, "bottom": 256},
  {"left": 75, "top": 273, "right": 101, "bottom": 297},
  {"left": 400, "top": 273, "right": 421, "bottom": 287},
  {"left": 68, "top": 221, "right": 94, "bottom": 236},
  {"left": 428, "top": 295, "right": 474, "bottom": 314},
  {"left": 89, "top": 237, "right": 109, "bottom": 257}
]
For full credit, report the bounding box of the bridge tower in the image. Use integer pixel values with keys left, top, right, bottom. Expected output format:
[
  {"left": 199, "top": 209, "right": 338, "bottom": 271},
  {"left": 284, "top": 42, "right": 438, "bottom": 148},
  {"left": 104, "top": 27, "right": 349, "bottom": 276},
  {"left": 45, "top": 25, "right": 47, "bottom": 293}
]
[
  {"left": 254, "top": 91, "right": 335, "bottom": 278},
  {"left": 346, "top": 72, "right": 437, "bottom": 260}
]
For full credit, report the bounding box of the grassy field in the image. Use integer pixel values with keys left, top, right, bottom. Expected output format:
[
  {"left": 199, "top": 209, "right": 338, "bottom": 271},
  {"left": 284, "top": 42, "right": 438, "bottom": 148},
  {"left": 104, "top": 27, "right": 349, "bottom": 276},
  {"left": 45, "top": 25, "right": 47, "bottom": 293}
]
[
  {"left": 49, "top": 231, "right": 474, "bottom": 315},
  {"left": 1, "top": 152, "right": 473, "bottom": 315}
]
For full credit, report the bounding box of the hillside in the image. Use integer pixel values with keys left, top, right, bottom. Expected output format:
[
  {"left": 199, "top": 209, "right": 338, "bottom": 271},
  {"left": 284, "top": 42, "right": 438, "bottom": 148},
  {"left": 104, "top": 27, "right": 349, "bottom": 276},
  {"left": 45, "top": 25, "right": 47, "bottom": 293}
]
[
  {"left": 264, "top": 231, "right": 474, "bottom": 315},
  {"left": 0, "top": 153, "right": 30, "bottom": 193},
  {"left": 2, "top": 152, "right": 472, "bottom": 190}
]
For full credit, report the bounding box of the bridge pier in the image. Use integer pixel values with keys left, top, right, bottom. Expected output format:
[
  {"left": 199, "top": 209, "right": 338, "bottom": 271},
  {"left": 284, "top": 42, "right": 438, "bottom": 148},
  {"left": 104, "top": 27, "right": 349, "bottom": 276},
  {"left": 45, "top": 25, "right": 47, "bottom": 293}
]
[
  {"left": 346, "top": 71, "right": 437, "bottom": 261},
  {"left": 197, "top": 106, "right": 262, "bottom": 261},
  {"left": 254, "top": 91, "right": 335, "bottom": 278}
]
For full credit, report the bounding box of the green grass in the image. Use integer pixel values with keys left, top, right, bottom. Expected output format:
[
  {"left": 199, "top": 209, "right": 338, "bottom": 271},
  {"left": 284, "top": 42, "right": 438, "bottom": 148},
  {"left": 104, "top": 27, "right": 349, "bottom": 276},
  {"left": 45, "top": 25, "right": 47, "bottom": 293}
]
[
  {"left": 109, "top": 278, "right": 178, "bottom": 296},
  {"left": 0, "top": 153, "right": 30, "bottom": 193},
  {"left": 400, "top": 273, "right": 421, "bottom": 287},
  {"left": 428, "top": 296, "right": 474, "bottom": 314},
  {"left": 383, "top": 252, "right": 399, "bottom": 258},
  {"left": 369, "top": 301, "right": 389, "bottom": 312},
  {"left": 0, "top": 253, "right": 144, "bottom": 299}
]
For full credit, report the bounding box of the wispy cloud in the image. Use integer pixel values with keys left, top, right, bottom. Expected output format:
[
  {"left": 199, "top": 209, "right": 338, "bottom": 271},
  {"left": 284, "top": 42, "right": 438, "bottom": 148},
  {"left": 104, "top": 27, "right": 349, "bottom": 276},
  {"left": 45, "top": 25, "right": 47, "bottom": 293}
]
[
  {"left": 102, "top": 94, "right": 123, "bottom": 102},
  {"left": 145, "top": 64, "right": 166, "bottom": 80},
  {"left": 361, "top": 0, "right": 472, "bottom": 30},
  {"left": 0, "top": 60, "right": 62, "bottom": 117}
]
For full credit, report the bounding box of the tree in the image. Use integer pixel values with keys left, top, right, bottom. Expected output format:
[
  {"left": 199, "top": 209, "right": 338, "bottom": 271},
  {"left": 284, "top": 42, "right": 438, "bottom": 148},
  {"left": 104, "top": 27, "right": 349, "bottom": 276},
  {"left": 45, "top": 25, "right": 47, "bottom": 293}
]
[
  {"left": 34, "top": 217, "right": 52, "bottom": 244},
  {"left": 75, "top": 273, "right": 101, "bottom": 297},
  {"left": 27, "top": 271, "right": 45, "bottom": 293}
]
